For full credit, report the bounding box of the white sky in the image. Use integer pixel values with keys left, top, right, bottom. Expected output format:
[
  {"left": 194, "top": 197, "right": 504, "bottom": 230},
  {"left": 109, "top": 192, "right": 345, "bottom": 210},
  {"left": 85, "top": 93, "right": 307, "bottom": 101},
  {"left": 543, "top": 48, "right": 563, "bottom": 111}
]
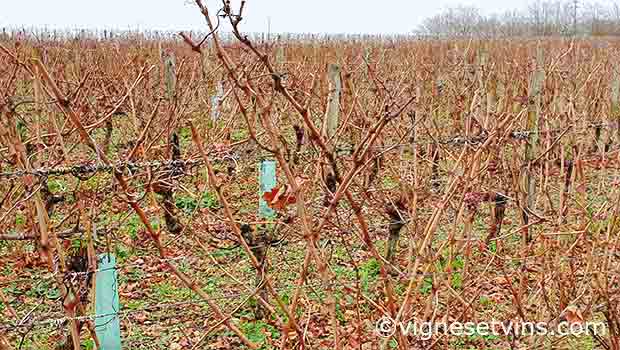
[{"left": 0, "top": 0, "right": 531, "bottom": 34}]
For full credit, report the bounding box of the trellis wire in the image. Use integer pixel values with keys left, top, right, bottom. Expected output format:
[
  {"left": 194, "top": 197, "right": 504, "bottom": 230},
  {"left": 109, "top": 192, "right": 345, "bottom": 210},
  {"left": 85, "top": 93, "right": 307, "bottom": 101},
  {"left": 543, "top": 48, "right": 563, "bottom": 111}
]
[
  {"left": 1, "top": 122, "right": 617, "bottom": 180},
  {"left": 0, "top": 281, "right": 326, "bottom": 333},
  {"left": 0, "top": 158, "right": 226, "bottom": 180}
]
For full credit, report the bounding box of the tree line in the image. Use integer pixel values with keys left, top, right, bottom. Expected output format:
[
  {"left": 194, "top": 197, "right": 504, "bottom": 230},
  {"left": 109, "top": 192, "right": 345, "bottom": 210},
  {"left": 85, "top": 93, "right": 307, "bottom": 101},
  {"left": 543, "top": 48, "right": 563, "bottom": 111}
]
[{"left": 416, "top": 0, "right": 620, "bottom": 37}]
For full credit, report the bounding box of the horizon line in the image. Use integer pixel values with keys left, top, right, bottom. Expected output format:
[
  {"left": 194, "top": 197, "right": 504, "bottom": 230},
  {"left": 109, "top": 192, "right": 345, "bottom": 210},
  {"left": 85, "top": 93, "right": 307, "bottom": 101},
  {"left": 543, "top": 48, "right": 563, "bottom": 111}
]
[{"left": 0, "top": 24, "right": 417, "bottom": 37}]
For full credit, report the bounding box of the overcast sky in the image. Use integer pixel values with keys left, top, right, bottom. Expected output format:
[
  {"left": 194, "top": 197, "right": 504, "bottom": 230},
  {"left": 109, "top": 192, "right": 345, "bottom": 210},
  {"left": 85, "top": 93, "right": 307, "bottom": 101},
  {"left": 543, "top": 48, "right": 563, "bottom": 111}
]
[{"left": 1, "top": 0, "right": 532, "bottom": 34}]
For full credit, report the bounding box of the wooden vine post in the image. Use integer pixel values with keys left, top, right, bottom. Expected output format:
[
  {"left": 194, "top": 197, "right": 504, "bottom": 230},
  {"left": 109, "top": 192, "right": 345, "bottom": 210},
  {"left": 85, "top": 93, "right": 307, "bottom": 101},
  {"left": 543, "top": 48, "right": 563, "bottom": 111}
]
[
  {"left": 325, "top": 63, "right": 342, "bottom": 142},
  {"left": 363, "top": 46, "right": 371, "bottom": 78},
  {"left": 475, "top": 46, "right": 488, "bottom": 129},
  {"left": 611, "top": 71, "right": 620, "bottom": 146},
  {"left": 557, "top": 60, "right": 572, "bottom": 226},
  {"left": 152, "top": 49, "right": 184, "bottom": 236},
  {"left": 522, "top": 44, "right": 544, "bottom": 244},
  {"left": 321, "top": 62, "right": 342, "bottom": 206},
  {"left": 32, "top": 47, "right": 43, "bottom": 145},
  {"left": 200, "top": 40, "right": 211, "bottom": 81},
  {"left": 276, "top": 46, "right": 285, "bottom": 71},
  {"left": 163, "top": 48, "right": 177, "bottom": 153},
  {"left": 163, "top": 50, "right": 176, "bottom": 102},
  {"left": 486, "top": 55, "right": 497, "bottom": 130},
  {"left": 211, "top": 80, "right": 224, "bottom": 122}
]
